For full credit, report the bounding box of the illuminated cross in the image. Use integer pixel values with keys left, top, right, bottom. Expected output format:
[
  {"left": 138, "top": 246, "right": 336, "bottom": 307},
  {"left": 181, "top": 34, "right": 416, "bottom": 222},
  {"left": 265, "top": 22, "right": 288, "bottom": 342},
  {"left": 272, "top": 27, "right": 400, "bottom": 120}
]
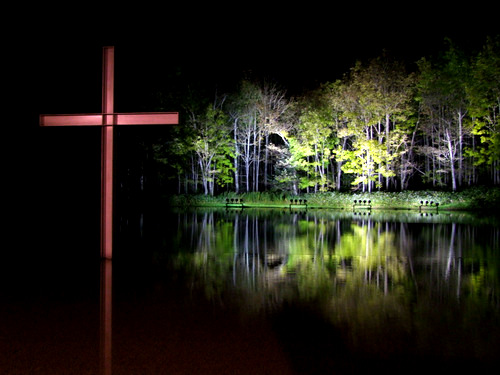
[{"left": 40, "top": 46, "right": 179, "bottom": 259}]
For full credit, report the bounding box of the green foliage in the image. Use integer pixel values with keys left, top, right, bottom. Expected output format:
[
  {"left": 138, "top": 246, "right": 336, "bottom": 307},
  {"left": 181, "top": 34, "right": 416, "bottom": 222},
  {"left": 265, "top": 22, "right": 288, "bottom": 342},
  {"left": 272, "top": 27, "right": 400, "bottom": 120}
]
[
  {"left": 191, "top": 104, "right": 234, "bottom": 194},
  {"left": 466, "top": 37, "right": 500, "bottom": 167}
]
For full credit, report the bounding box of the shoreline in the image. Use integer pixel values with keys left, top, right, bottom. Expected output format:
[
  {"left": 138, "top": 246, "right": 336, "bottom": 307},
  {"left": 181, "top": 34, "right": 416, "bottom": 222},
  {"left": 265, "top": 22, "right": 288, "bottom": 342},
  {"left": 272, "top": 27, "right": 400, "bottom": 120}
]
[{"left": 162, "top": 187, "right": 500, "bottom": 213}]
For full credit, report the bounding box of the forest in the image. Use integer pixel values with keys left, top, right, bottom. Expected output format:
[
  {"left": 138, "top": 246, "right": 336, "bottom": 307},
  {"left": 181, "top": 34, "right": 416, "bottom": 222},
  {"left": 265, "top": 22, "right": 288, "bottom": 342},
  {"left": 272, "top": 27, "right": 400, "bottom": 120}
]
[{"left": 149, "top": 37, "right": 499, "bottom": 196}]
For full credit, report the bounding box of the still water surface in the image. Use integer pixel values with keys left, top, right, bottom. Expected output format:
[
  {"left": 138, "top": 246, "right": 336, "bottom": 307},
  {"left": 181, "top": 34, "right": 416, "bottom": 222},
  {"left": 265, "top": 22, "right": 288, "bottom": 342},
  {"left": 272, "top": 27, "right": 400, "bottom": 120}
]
[{"left": 2, "top": 208, "right": 499, "bottom": 374}]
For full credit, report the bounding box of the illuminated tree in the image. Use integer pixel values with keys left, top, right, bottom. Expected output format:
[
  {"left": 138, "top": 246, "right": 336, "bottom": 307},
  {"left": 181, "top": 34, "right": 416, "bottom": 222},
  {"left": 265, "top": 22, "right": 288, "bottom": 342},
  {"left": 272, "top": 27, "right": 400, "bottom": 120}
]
[
  {"left": 228, "top": 80, "right": 293, "bottom": 192},
  {"left": 290, "top": 92, "right": 336, "bottom": 191},
  {"left": 324, "top": 80, "right": 353, "bottom": 190},
  {"left": 416, "top": 42, "right": 472, "bottom": 190},
  {"left": 466, "top": 37, "right": 500, "bottom": 184},
  {"left": 267, "top": 141, "right": 298, "bottom": 193},
  {"left": 227, "top": 80, "right": 260, "bottom": 192},
  {"left": 255, "top": 82, "right": 294, "bottom": 190},
  {"left": 327, "top": 57, "right": 415, "bottom": 191},
  {"left": 190, "top": 100, "right": 233, "bottom": 195}
]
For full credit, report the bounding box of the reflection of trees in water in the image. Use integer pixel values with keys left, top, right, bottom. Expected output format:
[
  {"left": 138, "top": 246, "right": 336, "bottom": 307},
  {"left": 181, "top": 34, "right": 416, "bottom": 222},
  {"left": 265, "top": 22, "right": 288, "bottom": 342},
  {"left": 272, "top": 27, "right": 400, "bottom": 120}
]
[
  {"left": 412, "top": 222, "right": 500, "bottom": 305},
  {"left": 169, "top": 209, "right": 500, "bottom": 361},
  {"left": 172, "top": 210, "right": 499, "bottom": 313}
]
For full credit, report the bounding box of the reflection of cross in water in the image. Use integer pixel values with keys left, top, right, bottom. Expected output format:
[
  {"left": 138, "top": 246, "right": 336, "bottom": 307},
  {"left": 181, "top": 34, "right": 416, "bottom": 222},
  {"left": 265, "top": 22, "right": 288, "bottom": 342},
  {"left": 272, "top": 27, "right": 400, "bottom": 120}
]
[
  {"left": 100, "top": 260, "right": 112, "bottom": 375},
  {"left": 40, "top": 47, "right": 179, "bottom": 258}
]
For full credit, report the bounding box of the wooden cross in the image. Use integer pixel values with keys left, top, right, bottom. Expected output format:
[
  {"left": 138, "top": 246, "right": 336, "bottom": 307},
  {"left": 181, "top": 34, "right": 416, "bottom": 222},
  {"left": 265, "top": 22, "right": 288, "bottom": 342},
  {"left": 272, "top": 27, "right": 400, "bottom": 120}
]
[{"left": 40, "top": 46, "right": 179, "bottom": 259}]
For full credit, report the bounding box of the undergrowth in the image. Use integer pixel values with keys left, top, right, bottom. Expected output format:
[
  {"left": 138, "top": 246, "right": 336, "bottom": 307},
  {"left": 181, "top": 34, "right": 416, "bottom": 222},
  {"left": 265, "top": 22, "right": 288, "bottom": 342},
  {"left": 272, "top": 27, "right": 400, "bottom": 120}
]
[{"left": 166, "top": 186, "right": 500, "bottom": 211}]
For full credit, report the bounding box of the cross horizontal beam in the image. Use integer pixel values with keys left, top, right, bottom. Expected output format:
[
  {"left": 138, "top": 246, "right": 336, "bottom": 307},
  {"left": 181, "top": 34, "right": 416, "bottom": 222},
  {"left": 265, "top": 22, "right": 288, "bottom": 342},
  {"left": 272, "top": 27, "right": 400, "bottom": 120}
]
[{"left": 40, "top": 112, "right": 179, "bottom": 127}]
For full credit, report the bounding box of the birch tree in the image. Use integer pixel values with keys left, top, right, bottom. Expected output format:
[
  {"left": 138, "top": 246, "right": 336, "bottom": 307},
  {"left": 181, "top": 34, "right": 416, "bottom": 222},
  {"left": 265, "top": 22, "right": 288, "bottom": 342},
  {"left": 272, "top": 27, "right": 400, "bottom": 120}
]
[
  {"left": 256, "top": 82, "right": 293, "bottom": 190},
  {"left": 228, "top": 81, "right": 261, "bottom": 192},
  {"left": 417, "top": 44, "right": 472, "bottom": 191},
  {"left": 190, "top": 100, "right": 233, "bottom": 195}
]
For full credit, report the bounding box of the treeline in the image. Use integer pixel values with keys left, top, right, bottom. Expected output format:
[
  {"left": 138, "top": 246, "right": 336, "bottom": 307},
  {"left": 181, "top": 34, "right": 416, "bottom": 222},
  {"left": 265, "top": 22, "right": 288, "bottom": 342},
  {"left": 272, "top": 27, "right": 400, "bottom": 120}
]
[{"left": 155, "top": 37, "right": 499, "bottom": 195}]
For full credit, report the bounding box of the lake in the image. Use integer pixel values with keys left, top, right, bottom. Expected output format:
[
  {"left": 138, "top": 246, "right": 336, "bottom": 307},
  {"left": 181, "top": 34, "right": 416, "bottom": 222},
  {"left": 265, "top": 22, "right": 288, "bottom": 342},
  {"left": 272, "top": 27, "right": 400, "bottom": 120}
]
[{"left": 2, "top": 207, "right": 499, "bottom": 374}]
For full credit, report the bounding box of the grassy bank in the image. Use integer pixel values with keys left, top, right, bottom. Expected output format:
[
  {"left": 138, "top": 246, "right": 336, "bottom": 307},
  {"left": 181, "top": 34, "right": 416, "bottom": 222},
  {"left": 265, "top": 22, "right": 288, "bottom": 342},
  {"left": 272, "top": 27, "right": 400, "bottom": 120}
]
[{"left": 166, "top": 186, "right": 500, "bottom": 212}]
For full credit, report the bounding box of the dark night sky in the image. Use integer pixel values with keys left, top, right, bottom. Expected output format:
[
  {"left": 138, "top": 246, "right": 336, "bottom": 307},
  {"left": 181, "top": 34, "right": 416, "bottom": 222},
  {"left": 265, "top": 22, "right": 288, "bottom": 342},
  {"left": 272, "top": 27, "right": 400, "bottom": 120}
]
[{"left": 23, "top": 3, "right": 499, "bottom": 112}]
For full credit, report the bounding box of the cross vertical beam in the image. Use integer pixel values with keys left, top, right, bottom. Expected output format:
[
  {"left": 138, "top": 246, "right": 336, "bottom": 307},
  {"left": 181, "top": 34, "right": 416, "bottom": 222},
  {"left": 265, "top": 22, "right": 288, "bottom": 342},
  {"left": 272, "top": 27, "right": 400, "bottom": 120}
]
[{"left": 101, "top": 46, "right": 114, "bottom": 259}]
